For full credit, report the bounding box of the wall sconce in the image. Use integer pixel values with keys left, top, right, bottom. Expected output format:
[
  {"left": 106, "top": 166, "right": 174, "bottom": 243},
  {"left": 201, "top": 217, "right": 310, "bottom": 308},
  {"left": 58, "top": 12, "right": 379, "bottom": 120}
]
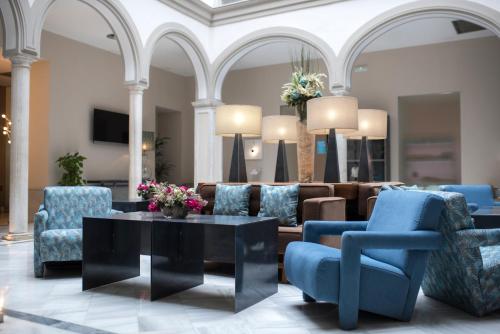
[
  {"left": 1, "top": 114, "right": 11, "bottom": 145},
  {"left": 142, "top": 131, "right": 155, "bottom": 153},
  {"left": 244, "top": 139, "right": 262, "bottom": 160}
]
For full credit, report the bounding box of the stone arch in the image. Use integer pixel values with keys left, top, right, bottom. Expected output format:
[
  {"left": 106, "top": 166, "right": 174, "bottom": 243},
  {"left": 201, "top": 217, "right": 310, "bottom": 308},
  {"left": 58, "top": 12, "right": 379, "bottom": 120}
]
[
  {"left": 337, "top": 0, "right": 500, "bottom": 91},
  {"left": 212, "top": 27, "right": 338, "bottom": 100},
  {"left": 143, "top": 23, "right": 210, "bottom": 100},
  {"left": 0, "top": 0, "right": 33, "bottom": 57},
  {"left": 29, "top": 0, "right": 145, "bottom": 85}
]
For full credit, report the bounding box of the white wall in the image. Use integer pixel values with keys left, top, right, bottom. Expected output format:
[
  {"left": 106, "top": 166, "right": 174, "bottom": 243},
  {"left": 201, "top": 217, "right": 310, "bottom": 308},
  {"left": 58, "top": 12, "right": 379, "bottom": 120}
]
[{"left": 40, "top": 31, "right": 195, "bottom": 185}]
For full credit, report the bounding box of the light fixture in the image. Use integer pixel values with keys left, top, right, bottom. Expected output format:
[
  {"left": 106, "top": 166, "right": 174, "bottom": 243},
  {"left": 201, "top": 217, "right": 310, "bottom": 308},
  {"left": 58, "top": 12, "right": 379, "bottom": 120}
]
[
  {"left": 216, "top": 105, "right": 262, "bottom": 182},
  {"left": 262, "top": 115, "right": 298, "bottom": 182},
  {"left": 347, "top": 109, "right": 387, "bottom": 182},
  {"left": 1, "top": 114, "right": 11, "bottom": 144},
  {"left": 307, "top": 96, "right": 358, "bottom": 183}
]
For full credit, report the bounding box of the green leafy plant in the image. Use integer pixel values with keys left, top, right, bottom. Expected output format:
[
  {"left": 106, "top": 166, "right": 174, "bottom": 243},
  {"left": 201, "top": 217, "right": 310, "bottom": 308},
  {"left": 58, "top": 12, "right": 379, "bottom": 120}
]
[
  {"left": 56, "top": 152, "right": 87, "bottom": 186},
  {"left": 155, "top": 137, "right": 175, "bottom": 182}
]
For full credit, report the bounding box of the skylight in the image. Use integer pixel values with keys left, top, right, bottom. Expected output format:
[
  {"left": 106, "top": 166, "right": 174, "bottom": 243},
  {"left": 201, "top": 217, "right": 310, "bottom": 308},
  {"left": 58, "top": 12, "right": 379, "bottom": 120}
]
[{"left": 200, "top": 0, "right": 251, "bottom": 8}]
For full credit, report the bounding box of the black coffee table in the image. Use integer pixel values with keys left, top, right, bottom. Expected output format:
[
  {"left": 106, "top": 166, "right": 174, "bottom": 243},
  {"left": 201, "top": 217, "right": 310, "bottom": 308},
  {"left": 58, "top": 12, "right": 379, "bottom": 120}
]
[
  {"left": 471, "top": 207, "right": 500, "bottom": 229},
  {"left": 82, "top": 212, "right": 279, "bottom": 312}
]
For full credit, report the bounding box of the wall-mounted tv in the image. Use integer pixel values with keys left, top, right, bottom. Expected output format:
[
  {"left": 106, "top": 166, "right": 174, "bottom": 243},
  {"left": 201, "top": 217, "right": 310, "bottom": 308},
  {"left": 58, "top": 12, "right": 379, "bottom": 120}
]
[{"left": 92, "top": 109, "right": 129, "bottom": 144}]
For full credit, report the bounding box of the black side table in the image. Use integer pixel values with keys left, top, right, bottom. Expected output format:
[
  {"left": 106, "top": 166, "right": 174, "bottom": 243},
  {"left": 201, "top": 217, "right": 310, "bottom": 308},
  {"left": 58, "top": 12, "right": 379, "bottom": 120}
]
[
  {"left": 471, "top": 207, "right": 500, "bottom": 229},
  {"left": 112, "top": 199, "right": 150, "bottom": 253}
]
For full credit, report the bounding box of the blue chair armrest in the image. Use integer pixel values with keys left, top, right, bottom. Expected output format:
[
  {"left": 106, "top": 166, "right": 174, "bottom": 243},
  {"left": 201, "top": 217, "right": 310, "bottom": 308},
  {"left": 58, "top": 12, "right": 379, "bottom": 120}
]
[
  {"left": 455, "top": 228, "right": 500, "bottom": 248},
  {"left": 467, "top": 203, "right": 479, "bottom": 213},
  {"left": 303, "top": 221, "right": 368, "bottom": 243},
  {"left": 34, "top": 210, "right": 49, "bottom": 237},
  {"left": 338, "top": 230, "right": 442, "bottom": 330},
  {"left": 110, "top": 209, "right": 123, "bottom": 215}
]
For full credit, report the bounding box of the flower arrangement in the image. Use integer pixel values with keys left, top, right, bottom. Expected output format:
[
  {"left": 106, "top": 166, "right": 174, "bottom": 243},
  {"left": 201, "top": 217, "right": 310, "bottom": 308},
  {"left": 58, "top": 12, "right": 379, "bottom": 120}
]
[
  {"left": 147, "top": 183, "right": 207, "bottom": 218},
  {"left": 280, "top": 47, "right": 326, "bottom": 122},
  {"left": 137, "top": 180, "right": 159, "bottom": 200}
]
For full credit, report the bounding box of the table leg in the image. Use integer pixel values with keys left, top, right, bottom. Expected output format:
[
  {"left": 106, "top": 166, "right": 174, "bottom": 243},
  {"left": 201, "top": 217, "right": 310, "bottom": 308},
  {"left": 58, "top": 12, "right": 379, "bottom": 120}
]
[
  {"left": 234, "top": 219, "right": 278, "bottom": 312},
  {"left": 82, "top": 217, "right": 141, "bottom": 291},
  {"left": 151, "top": 221, "right": 204, "bottom": 300}
]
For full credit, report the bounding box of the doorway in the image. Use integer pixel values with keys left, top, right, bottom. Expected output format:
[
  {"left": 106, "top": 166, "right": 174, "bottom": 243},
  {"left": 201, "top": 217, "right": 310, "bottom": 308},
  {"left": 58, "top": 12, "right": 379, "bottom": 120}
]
[
  {"left": 398, "top": 92, "right": 461, "bottom": 186},
  {"left": 155, "top": 107, "right": 182, "bottom": 184}
]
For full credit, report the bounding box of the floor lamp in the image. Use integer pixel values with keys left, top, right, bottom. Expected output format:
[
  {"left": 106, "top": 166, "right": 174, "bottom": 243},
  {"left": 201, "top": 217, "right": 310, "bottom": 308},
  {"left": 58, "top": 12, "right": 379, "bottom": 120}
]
[
  {"left": 215, "top": 105, "right": 262, "bottom": 182},
  {"left": 262, "top": 115, "right": 298, "bottom": 182},
  {"left": 307, "top": 96, "right": 359, "bottom": 183},
  {"left": 347, "top": 109, "right": 387, "bottom": 182}
]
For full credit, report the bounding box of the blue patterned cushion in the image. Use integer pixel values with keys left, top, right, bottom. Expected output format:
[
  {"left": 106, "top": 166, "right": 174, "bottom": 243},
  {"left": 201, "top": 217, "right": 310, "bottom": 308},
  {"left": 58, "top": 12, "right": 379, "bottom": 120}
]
[
  {"left": 213, "top": 184, "right": 251, "bottom": 216},
  {"left": 257, "top": 184, "right": 299, "bottom": 226},
  {"left": 481, "top": 246, "right": 500, "bottom": 269},
  {"left": 39, "top": 229, "right": 82, "bottom": 263}
]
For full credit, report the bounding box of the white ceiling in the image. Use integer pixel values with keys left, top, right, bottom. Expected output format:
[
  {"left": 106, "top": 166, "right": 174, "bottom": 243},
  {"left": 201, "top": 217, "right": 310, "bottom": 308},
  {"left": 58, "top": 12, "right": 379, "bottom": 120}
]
[{"left": 41, "top": 0, "right": 496, "bottom": 77}]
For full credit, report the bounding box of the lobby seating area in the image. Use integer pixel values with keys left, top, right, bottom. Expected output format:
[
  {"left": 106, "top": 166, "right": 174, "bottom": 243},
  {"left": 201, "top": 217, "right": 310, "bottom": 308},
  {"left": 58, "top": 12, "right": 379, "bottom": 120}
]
[{"left": 1, "top": 0, "right": 500, "bottom": 333}]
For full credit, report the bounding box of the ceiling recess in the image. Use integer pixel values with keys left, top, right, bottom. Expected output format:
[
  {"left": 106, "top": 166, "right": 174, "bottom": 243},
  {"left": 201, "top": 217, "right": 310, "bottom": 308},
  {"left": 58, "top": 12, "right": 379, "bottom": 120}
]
[{"left": 452, "top": 20, "right": 486, "bottom": 34}]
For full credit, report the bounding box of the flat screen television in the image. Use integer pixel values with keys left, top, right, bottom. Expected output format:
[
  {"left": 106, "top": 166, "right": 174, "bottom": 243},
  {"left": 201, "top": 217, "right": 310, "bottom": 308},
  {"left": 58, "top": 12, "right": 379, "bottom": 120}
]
[{"left": 92, "top": 109, "right": 129, "bottom": 144}]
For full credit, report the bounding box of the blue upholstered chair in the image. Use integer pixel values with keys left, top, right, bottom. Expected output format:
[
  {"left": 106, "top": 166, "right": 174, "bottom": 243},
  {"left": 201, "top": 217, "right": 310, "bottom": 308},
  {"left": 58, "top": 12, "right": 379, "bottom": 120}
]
[
  {"left": 34, "top": 186, "right": 120, "bottom": 277},
  {"left": 439, "top": 184, "right": 499, "bottom": 213},
  {"left": 284, "top": 190, "right": 445, "bottom": 330},
  {"left": 421, "top": 191, "right": 500, "bottom": 316}
]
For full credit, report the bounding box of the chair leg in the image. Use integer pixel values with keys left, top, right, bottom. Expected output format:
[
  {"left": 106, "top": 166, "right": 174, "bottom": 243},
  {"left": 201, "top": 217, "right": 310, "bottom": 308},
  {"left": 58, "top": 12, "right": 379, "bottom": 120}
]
[
  {"left": 34, "top": 262, "right": 44, "bottom": 278},
  {"left": 339, "top": 303, "right": 358, "bottom": 330},
  {"left": 303, "top": 292, "right": 316, "bottom": 303}
]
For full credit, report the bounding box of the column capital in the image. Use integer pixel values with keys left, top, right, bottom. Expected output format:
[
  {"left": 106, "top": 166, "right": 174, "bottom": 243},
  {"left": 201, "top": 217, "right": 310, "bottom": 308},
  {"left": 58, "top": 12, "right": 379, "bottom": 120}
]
[
  {"left": 192, "top": 99, "right": 223, "bottom": 109},
  {"left": 9, "top": 54, "right": 37, "bottom": 68},
  {"left": 330, "top": 85, "right": 350, "bottom": 96},
  {"left": 127, "top": 83, "right": 147, "bottom": 94}
]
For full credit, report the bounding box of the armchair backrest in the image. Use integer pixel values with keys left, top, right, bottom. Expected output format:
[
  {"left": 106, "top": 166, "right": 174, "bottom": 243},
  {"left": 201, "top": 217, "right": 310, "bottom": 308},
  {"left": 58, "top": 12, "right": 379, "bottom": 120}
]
[
  {"left": 364, "top": 190, "right": 444, "bottom": 276},
  {"left": 43, "top": 186, "right": 112, "bottom": 230},
  {"left": 439, "top": 184, "right": 494, "bottom": 207}
]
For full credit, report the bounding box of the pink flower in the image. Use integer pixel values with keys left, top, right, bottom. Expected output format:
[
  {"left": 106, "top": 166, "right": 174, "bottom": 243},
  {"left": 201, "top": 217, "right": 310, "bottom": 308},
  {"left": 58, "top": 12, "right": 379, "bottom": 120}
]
[
  {"left": 148, "top": 201, "right": 160, "bottom": 212},
  {"left": 137, "top": 184, "right": 148, "bottom": 191}
]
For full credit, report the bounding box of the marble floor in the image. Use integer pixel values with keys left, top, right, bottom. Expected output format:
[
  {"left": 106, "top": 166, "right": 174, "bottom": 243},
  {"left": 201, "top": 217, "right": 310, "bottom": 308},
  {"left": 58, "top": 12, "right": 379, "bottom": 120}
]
[{"left": 0, "top": 242, "right": 499, "bottom": 334}]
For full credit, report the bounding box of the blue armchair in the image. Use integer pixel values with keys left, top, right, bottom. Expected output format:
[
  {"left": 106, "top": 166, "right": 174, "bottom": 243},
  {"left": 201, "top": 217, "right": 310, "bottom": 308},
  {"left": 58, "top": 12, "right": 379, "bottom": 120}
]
[
  {"left": 284, "top": 190, "right": 444, "bottom": 330},
  {"left": 439, "top": 184, "right": 499, "bottom": 212},
  {"left": 421, "top": 191, "right": 500, "bottom": 316},
  {"left": 34, "top": 186, "right": 121, "bottom": 277}
]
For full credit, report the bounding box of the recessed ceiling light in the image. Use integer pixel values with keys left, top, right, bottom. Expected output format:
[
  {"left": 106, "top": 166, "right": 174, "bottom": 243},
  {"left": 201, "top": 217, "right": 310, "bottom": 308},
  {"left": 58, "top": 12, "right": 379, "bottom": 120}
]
[{"left": 106, "top": 33, "right": 116, "bottom": 40}]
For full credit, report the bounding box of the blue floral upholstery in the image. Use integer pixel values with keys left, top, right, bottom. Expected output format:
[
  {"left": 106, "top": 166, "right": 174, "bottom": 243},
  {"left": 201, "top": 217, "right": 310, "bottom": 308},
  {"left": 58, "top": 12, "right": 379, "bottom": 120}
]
[
  {"left": 257, "top": 184, "right": 300, "bottom": 226},
  {"left": 213, "top": 184, "right": 251, "bottom": 216},
  {"left": 34, "top": 186, "right": 120, "bottom": 277},
  {"left": 439, "top": 184, "right": 500, "bottom": 213},
  {"left": 418, "top": 190, "right": 500, "bottom": 316}
]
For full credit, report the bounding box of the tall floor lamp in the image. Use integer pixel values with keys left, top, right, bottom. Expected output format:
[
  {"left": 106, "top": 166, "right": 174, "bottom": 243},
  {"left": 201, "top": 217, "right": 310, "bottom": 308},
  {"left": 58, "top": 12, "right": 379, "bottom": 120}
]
[
  {"left": 307, "top": 96, "right": 359, "bottom": 183},
  {"left": 215, "top": 105, "right": 262, "bottom": 182},
  {"left": 347, "top": 109, "right": 387, "bottom": 182},
  {"left": 262, "top": 115, "right": 298, "bottom": 182}
]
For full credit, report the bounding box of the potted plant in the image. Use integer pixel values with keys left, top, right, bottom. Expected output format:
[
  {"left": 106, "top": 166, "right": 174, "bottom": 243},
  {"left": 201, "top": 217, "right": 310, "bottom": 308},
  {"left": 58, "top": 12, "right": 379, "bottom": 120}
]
[
  {"left": 148, "top": 183, "right": 207, "bottom": 219},
  {"left": 281, "top": 48, "right": 326, "bottom": 182},
  {"left": 56, "top": 152, "right": 87, "bottom": 186}
]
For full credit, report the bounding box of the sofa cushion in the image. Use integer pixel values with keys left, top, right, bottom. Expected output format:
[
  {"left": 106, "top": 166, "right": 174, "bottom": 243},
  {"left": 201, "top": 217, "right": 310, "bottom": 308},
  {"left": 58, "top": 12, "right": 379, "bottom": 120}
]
[
  {"left": 285, "top": 241, "right": 409, "bottom": 315},
  {"left": 258, "top": 184, "right": 300, "bottom": 226},
  {"left": 39, "top": 228, "right": 82, "bottom": 263},
  {"left": 213, "top": 184, "right": 251, "bottom": 216},
  {"left": 198, "top": 183, "right": 334, "bottom": 224}
]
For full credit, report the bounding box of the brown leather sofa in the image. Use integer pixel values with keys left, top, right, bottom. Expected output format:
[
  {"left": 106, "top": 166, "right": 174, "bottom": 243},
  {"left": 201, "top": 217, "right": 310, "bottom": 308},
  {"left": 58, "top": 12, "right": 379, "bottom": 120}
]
[{"left": 197, "top": 182, "right": 346, "bottom": 264}]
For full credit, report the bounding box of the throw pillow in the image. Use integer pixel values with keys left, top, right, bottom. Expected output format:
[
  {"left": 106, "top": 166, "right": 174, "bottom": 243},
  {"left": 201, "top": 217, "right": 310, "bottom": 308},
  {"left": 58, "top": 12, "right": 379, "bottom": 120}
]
[
  {"left": 257, "top": 184, "right": 300, "bottom": 226},
  {"left": 213, "top": 184, "right": 251, "bottom": 216}
]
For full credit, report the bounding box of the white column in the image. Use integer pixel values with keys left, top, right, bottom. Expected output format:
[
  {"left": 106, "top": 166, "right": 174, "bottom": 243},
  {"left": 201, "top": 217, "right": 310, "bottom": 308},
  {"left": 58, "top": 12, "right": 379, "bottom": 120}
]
[
  {"left": 7, "top": 55, "right": 35, "bottom": 237},
  {"left": 192, "top": 99, "right": 223, "bottom": 187},
  {"left": 128, "top": 84, "right": 145, "bottom": 199}
]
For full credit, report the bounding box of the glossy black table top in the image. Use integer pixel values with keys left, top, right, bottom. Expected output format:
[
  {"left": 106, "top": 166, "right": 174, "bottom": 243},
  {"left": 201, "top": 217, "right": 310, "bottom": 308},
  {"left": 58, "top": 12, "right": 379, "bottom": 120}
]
[
  {"left": 111, "top": 211, "right": 277, "bottom": 226},
  {"left": 471, "top": 206, "right": 500, "bottom": 229}
]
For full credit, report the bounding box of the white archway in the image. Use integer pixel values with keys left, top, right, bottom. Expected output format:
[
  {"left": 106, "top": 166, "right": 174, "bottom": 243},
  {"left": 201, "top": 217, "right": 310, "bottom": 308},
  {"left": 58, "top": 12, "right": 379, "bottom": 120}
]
[
  {"left": 30, "top": 0, "right": 145, "bottom": 85},
  {"left": 0, "top": 0, "right": 34, "bottom": 57},
  {"left": 143, "top": 23, "right": 210, "bottom": 100},
  {"left": 211, "top": 27, "right": 338, "bottom": 100},
  {"left": 337, "top": 0, "right": 500, "bottom": 91}
]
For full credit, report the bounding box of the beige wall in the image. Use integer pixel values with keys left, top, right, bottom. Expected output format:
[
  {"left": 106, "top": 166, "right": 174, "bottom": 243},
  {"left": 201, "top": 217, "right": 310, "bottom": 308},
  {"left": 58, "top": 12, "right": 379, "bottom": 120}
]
[
  {"left": 222, "top": 36, "right": 500, "bottom": 186},
  {"left": 40, "top": 31, "right": 195, "bottom": 185}
]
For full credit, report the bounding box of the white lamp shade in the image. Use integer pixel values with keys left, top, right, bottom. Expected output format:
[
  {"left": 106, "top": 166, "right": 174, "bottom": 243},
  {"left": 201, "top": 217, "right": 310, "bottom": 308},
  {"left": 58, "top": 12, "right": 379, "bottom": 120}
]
[
  {"left": 348, "top": 109, "right": 387, "bottom": 139},
  {"left": 307, "top": 96, "right": 358, "bottom": 135},
  {"left": 215, "top": 105, "right": 262, "bottom": 137},
  {"left": 262, "top": 115, "right": 298, "bottom": 143}
]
